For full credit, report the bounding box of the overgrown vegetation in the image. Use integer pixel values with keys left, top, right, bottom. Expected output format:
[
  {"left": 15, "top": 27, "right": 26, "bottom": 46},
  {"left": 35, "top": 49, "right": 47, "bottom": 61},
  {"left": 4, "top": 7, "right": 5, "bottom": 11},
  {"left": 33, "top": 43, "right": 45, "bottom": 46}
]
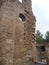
[{"left": 36, "top": 30, "right": 49, "bottom": 43}]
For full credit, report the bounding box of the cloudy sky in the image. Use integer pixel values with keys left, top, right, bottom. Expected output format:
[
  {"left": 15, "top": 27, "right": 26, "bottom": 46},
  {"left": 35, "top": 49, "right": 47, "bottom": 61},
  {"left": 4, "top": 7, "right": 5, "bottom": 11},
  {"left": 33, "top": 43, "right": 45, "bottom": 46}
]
[
  {"left": 32, "top": 0, "right": 49, "bottom": 36},
  {"left": 19, "top": 0, "right": 49, "bottom": 36}
]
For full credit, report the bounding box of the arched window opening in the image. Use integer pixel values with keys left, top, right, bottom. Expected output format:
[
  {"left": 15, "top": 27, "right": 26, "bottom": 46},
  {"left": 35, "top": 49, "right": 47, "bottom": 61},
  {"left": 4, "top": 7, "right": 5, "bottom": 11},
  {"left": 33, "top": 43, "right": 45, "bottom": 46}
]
[{"left": 19, "top": 13, "right": 25, "bottom": 21}]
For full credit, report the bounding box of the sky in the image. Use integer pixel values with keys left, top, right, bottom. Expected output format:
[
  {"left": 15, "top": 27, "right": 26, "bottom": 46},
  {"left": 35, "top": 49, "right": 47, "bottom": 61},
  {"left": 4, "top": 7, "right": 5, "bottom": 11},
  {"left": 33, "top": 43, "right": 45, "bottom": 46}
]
[
  {"left": 19, "top": 0, "right": 49, "bottom": 36},
  {"left": 32, "top": 0, "right": 49, "bottom": 37}
]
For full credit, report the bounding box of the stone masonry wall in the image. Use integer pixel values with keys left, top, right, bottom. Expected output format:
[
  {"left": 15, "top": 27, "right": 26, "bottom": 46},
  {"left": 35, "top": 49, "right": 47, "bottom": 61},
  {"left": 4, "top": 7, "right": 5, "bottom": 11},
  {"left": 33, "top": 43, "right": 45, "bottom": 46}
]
[{"left": 0, "top": 0, "right": 37, "bottom": 65}]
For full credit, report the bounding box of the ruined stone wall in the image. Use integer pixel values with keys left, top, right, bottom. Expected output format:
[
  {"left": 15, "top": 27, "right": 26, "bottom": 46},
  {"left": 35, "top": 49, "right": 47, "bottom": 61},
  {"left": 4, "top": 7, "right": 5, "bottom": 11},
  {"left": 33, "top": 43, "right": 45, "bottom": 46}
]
[
  {"left": 0, "top": 0, "right": 37, "bottom": 65},
  {"left": 45, "top": 46, "right": 49, "bottom": 65}
]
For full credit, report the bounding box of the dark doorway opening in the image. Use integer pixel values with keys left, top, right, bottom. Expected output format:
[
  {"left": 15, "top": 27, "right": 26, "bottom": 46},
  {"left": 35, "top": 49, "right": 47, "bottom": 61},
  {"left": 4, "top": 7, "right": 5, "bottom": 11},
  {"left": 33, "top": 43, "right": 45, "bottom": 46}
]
[{"left": 40, "top": 46, "right": 45, "bottom": 51}]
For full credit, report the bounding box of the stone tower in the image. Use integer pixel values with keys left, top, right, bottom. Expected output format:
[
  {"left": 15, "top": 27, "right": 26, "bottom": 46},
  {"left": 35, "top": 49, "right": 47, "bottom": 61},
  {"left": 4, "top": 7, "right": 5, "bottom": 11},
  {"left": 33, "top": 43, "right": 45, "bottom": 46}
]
[{"left": 0, "top": 0, "right": 37, "bottom": 65}]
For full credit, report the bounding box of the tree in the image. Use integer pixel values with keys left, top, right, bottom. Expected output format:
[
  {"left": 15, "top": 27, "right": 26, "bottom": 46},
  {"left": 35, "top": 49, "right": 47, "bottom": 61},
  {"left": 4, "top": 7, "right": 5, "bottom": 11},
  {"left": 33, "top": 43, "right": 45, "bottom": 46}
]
[
  {"left": 36, "top": 30, "right": 43, "bottom": 43},
  {"left": 45, "top": 31, "right": 49, "bottom": 43}
]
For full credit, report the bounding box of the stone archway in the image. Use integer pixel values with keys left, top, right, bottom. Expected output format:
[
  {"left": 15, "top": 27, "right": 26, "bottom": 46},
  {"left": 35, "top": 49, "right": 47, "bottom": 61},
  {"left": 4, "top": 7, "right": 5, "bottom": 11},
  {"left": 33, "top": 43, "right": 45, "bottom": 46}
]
[{"left": 37, "top": 46, "right": 47, "bottom": 63}]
